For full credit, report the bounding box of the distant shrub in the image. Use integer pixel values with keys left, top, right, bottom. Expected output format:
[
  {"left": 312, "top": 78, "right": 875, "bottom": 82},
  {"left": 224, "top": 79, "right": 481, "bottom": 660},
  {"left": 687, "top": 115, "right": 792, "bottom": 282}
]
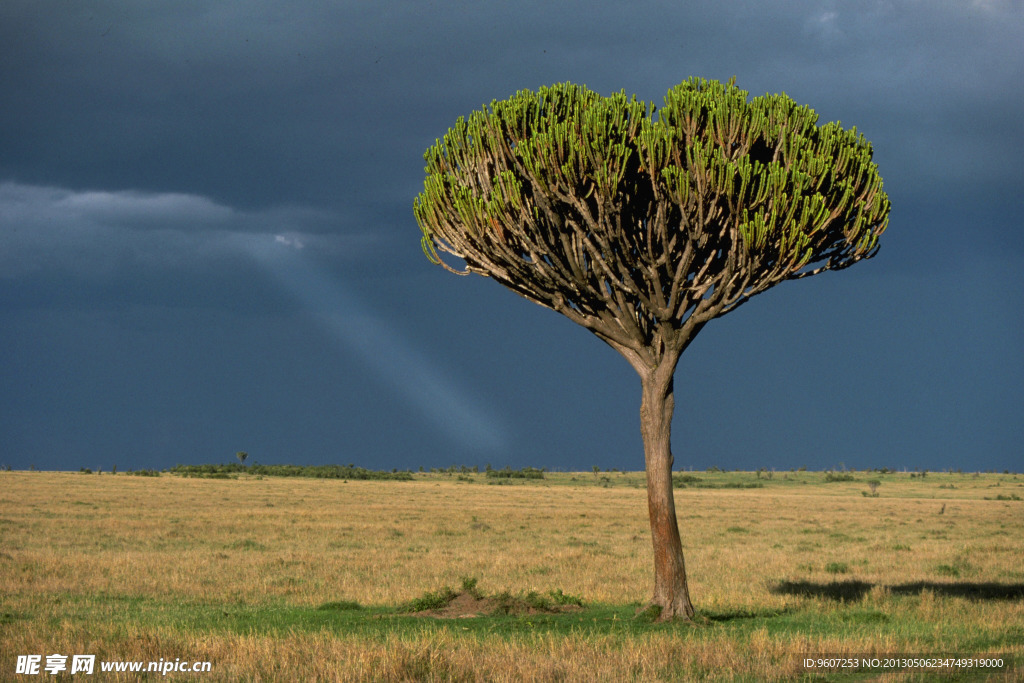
[
  {"left": 485, "top": 466, "right": 545, "bottom": 480},
  {"left": 677, "top": 480, "right": 763, "bottom": 489},
  {"left": 128, "top": 469, "right": 161, "bottom": 477},
  {"left": 166, "top": 463, "right": 413, "bottom": 481},
  {"left": 825, "top": 472, "right": 856, "bottom": 482}
]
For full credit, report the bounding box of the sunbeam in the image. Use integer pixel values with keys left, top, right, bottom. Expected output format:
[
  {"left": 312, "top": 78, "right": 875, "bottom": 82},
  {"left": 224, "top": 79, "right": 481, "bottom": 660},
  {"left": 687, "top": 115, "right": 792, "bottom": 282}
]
[{"left": 237, "top": 233, "right": 509, "bottom": 454}]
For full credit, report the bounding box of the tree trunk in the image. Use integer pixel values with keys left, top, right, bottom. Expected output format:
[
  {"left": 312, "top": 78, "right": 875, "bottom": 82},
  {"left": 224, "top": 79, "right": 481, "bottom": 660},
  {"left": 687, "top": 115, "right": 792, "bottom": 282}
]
[{"left": 639, "top": 359, "right": 695, "bottom": 621}]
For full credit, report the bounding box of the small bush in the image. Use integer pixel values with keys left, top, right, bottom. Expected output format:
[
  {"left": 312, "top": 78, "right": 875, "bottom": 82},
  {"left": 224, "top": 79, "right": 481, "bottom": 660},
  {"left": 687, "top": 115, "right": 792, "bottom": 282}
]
[
  {"left": 546, "top": 588, "right": 583, "bottom": 607},
  {"left": 405, "top": 586, "right": 458, "bottom": 612},
  {"left": 460, "top": 576, "right": 482, "bottom": 599},
  {"left": 825, "top": 562, "right": 849, "bottom": 574},
  {"left": 521, "top": 591, "right": 552, "bottom": 611},
  {"left": 825, "top": 472, "right": 855, "bottom": 482}
]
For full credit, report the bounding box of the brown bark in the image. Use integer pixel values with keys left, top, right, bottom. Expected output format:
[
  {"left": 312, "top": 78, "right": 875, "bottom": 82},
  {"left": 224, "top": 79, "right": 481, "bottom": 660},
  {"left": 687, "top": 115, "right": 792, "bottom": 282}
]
[{"left": 639, "top": 356, "right": 695, "bottom": 621}]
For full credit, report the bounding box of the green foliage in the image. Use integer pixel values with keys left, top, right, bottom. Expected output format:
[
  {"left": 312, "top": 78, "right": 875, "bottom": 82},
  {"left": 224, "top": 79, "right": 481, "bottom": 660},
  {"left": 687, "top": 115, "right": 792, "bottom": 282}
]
[
  {"left": 824, "top": 472, "right": 856, "bottom": 482},
  {"left": 431, "top": 464, "right": 479, "bottom": 474},
  {"left": 127, "top": 469, "right": 160, "bottom": 477},
  {"left": 546, "top": 588, "right": 584, "bottom": 607},
  {"left": 485, "top": 466, "right": 545, "bottom": 480},
  {"left": 461, "top": 576, "right": 483, "bottom": 599},
  {"left": 167, "top": 463, "right": 413, "bottom": 481},
  {"left": 415, "top": 77, "right": 889, "bottom": 341},
  {"left": 673, "top": 473, "right": 763, "bottom": 490},
  {"left": 404, "top": 586, "right": 459, "bottom": 612}
]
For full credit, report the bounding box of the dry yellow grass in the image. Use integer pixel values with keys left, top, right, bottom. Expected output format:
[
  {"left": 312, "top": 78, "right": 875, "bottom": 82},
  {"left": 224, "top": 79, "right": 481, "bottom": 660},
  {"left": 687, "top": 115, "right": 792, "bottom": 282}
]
[{"left": 1, "top": 470, "right": 1022, "bottom": 681}]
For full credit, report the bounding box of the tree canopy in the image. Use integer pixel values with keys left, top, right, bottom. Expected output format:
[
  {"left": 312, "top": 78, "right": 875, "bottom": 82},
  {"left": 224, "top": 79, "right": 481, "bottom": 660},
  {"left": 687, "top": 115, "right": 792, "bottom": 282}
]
[{"left": 415, "top": 78, "right": 889, "bottom": 370}]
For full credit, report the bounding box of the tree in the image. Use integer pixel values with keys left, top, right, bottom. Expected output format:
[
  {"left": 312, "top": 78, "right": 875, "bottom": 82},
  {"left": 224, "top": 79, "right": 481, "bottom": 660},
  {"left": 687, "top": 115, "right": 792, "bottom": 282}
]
[
  {"left": 236, "top": 451, "right": 248, "bottom": 465},
  {"left": 414, "top": 78, "right": 889, "bottom": 620}
]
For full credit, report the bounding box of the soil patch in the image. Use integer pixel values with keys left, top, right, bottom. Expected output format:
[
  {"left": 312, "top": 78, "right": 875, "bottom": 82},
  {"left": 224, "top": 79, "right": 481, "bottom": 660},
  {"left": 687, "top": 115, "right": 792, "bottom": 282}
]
[{"left": 407, "top": 590, "right": 584, "bottom": 619}]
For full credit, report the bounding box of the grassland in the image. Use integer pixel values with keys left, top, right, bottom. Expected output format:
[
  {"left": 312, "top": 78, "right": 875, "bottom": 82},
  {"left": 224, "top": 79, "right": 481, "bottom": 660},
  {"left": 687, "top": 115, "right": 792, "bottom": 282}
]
[{"left": 1, "top": 468, "right": 1022, "bottom": 681}]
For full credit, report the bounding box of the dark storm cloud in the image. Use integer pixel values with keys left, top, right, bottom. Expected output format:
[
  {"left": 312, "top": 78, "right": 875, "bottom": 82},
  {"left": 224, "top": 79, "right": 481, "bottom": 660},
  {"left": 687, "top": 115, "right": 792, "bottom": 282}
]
[
  {"left": 2, "top": 1, "right": 1022, "bottom": 471},
  {"left": 3, "top": 2, "right": 1020, "bottom": 226}
]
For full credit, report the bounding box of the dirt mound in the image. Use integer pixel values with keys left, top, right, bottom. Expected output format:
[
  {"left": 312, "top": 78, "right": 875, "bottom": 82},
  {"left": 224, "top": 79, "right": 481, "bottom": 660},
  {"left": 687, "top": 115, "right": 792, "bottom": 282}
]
[{"left": 408, "top": 589, "right": 584, "bottom": 619}]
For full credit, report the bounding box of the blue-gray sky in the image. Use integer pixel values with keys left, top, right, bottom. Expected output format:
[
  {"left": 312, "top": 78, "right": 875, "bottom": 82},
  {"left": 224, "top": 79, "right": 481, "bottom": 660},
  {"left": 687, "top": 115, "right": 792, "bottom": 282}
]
[{"left": 2, "top": 1, "right": 1022, "bottom": 472}]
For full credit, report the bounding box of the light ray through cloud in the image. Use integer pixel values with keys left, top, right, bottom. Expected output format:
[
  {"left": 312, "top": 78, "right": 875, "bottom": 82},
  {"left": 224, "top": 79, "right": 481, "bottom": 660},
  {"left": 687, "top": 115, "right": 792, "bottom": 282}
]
[{"left": 238, "top": 233, "right": 509, "bottom": 454}]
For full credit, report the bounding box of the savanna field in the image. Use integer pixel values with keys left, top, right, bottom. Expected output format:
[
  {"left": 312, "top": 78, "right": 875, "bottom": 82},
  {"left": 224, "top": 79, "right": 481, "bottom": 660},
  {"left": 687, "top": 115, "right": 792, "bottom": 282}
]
[{"left": 1, "top": 468, "right": 1022, "bottom": 681}]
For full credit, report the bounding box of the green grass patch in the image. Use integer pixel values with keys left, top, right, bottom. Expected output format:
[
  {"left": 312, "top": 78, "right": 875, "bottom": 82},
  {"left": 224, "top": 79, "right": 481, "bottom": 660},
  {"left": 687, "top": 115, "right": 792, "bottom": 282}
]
[
  {"left": 32, "top": 590, "right": 1024, "bottom": 648},
  {"left": 317, "top": 600, "right": 362, "bottom": 611}
]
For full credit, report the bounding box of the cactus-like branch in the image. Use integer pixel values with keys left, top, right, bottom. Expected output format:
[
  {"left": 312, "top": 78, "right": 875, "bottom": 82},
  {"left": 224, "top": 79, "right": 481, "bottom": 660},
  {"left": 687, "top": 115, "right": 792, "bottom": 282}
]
[{"left": 414, "top": 78, "right": 889, "bottom": 369}]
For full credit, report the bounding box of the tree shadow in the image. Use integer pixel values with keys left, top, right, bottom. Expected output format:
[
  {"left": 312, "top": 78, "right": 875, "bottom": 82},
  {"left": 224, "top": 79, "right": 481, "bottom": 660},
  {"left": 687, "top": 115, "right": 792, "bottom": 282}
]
[
  {"left": 771, "top": 580, "right": 874, "bottom": 601},
  {"left": 771, "top": 580, "right": 1024, "bottom": 602}
]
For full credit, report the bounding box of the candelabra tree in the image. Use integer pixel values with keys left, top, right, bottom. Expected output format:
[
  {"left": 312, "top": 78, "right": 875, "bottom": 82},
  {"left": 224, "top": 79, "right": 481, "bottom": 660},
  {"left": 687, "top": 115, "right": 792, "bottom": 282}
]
[{"left": 414, "top": 77, "right": 889, "bottom": 620}]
